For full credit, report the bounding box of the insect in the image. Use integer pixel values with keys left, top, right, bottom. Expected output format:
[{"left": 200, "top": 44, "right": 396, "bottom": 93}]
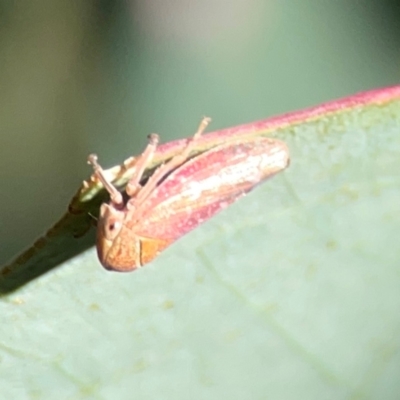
[{"left": 88, "top": 118, "right": 290, "bottom": 271}]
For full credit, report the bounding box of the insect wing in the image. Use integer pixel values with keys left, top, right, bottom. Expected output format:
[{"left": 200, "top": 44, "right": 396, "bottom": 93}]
[{"left": 132, "top": 137, "right": 289, "bottom": 241}]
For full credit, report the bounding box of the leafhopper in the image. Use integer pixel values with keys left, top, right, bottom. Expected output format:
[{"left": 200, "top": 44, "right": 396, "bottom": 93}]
[{"left": 88, "top": 118, "right": 289, "bottom": 271}]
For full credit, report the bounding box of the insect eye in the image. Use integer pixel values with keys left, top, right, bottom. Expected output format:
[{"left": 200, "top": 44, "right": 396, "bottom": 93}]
[
  {"left": 108, "top": 220, "right": 121, "bottom": 231},
  {"left": 103, "top": 219, "right": 122, "bottom": 240}
]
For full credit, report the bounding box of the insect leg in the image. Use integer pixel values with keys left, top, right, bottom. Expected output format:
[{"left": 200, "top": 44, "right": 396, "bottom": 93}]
[
  {"left": 125, "top": 133, "right": 160, "bottom": 196},
  {"left": 87, "top": 154, "right": 124, "bottom": 208},
  {"left": 131, "top": 117, "right": 211, "bottom": 206}
]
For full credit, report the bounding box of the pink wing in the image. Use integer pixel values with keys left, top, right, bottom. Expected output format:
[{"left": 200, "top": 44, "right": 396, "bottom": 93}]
[{"left": 132, "top": 137, "right": 289, "bottom": 240}]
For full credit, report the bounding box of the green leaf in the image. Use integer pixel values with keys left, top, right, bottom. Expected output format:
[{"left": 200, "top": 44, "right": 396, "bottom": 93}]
[{"left": 1, "top": 86, "right": 400, "bottom": 399}]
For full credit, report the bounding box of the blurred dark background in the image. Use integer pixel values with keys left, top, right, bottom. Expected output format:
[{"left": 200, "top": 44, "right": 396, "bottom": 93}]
[{"left": 0, "top": 0, "right": 399, "bottom": 265}]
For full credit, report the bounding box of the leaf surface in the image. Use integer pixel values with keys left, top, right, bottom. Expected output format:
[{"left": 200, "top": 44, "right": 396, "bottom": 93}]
[{"left": 1, "top": 86, "right": 400, "bottom": 399}]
